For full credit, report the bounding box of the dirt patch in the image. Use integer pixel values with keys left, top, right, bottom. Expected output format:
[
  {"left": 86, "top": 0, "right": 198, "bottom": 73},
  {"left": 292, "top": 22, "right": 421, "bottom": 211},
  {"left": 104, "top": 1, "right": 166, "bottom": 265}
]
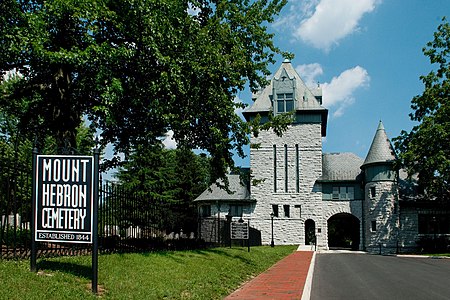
[{"left": 86, "top": 283, "right": 106, "bottom": 297}]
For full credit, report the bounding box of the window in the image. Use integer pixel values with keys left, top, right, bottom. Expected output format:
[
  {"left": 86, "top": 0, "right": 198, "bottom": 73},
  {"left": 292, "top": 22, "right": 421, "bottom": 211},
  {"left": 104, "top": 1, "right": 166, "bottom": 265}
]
[
  {"left": 200, "top": 205, "right": 211, "bottom": 217},
  {"left": 230, "top": 205, "right": 243, "bottom": 217},
  {"left": 371, "top": 221, "right": 377, "bottom": 232},
  {"left": 332, "top": 187, "right": 339, "bottom": 199},
  {"left": 418, "top": 214, "right": 450, "bottom": 234},
  {"left": 273, "top": 145, "right": 277, "bottom": 192},
  {"left": 348, "top": 187, "right": 354, "bottom": 199},
  {"left": 370, "top": 187, "right": 376, "bottom": 198},
  {"left": 276, "top": 93, "right": 294, "bottom": 114},
  {"left": 332, "top": 186, "right": 355, "bottom": 200},
  {"left": 284, "top": 205, "right": 290, "bottom": 218},
  {"left": 295, "top": 144, "right": 299, "bottom": 193},
  {"left": 284, "top": 144, "right": 288, "bottom": 192},
  {"left": 294, "top": 205, "right": 301, "bottom": 218},
  {"left": 272, "top": 204, "right": 279, "bottom": 217}
]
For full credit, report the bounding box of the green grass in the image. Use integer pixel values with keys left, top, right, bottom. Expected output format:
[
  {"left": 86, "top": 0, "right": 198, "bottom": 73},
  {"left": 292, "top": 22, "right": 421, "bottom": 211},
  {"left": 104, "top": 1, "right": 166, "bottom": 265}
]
[
  {"left": 425, "top": 253, "right": 450, "bottom": 257},
  {"left": 0, "top": 245, "right": 297, "bottom": 299}
]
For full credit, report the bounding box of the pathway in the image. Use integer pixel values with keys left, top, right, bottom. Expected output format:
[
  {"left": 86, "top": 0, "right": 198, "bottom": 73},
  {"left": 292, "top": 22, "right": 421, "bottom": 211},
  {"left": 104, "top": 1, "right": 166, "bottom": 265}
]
[{"left": 225, "top": 250, "right": 314, "bottom": 300}]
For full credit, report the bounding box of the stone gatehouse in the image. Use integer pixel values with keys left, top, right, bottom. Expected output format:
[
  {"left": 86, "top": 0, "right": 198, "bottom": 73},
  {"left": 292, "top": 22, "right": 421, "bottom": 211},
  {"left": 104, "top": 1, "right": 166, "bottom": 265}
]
[{"left": 195, "top": 60, "right": 449, "bottom": 253}]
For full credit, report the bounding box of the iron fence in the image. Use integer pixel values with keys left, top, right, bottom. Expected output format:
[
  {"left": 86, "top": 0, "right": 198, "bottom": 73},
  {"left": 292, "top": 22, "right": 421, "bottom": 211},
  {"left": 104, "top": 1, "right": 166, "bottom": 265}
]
[
  {"left": 0, "top": 159, "right": 33, "bottom": 259},
  {"left": 1, "top": 167, "right": 202, "bottom": 260},
  {"left": 98, "top": 180, "right": 200, "bottom": 253}
]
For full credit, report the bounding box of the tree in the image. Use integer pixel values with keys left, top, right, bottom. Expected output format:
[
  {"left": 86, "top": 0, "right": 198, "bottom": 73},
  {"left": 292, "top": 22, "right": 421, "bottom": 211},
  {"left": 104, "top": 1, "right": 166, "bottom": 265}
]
[
  {"left": 116, "top": 145, "right": 210, "bottom": 232},
  {"left": 0, "top": 71, "right": 96, "bottom": 228},
  {"left": 394, "top": 18, "right": 450, "bottom": 202},
  {"left": 1, "top": 0, "right": 290, "bottom": 178}
]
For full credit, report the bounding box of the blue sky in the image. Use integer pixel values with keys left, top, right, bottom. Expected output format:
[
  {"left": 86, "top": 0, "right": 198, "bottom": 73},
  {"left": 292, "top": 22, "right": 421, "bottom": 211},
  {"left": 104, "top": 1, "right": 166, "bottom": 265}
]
[{"left": 229, "top": 0, "right": 448, "bottom": 167}]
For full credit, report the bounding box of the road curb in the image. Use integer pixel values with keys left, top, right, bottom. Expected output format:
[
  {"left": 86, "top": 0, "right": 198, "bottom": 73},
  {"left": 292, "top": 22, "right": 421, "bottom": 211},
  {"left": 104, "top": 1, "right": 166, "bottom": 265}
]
[
  {"left": 301, "top": 250, "right": 316, "bottom": 300},
  {"left": 395, "top": 254, "right": 450, "bottom": 259}
]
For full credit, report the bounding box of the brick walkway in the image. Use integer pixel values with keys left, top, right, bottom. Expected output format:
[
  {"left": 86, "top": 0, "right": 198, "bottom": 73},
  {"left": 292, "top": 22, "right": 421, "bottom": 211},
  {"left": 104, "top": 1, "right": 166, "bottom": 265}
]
[{"left": 225, "top": 251, "right": 313, "bottom": 300}]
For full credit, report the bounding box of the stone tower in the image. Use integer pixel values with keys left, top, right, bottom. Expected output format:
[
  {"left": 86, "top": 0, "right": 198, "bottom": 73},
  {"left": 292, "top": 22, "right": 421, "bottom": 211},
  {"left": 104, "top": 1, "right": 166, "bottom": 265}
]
[
  {"left": 243, "top": 59, "right": 328, "bottom": 246},
  {"left": 361, "top": 121, "right": 399, "bottom": 253}
]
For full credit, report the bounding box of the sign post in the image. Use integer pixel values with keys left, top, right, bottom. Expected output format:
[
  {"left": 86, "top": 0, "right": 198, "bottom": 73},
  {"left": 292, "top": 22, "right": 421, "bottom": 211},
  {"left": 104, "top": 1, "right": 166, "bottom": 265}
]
[
  {"left": 31, "top": 151, "right": 99, "bottom": 293},
  {"left": 92, "top": 149, "right": 99, "bottom": 294},
  {"left": 34, "top": 155, "right": 94, "bottom": 243},
  {"left": 230, "top": 219, "right": 250, "bottom": 252},
  {"left": 30, "top": 148, "right": 38, "bottom": 272}
]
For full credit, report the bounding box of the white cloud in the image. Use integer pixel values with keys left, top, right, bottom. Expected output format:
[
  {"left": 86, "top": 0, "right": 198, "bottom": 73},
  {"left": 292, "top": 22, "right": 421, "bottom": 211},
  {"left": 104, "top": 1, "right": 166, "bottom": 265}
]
[
  {"left": 322, "top": 66, "right": 370, "bottom": 117},
  {"left": 273, "top": 0, "right": 319, "bottom": 28},
  {"left": 162, "top": 130, "right": 177, "bottom": 149},
  {"left": 296, "top": 63, "right": 370, "bottom": 117},
  {"left": 276, "top": 0, "right": 380, "bottom": 51},
  {"left": 296, "top": 63, "right": 323, "bottom": 87}
]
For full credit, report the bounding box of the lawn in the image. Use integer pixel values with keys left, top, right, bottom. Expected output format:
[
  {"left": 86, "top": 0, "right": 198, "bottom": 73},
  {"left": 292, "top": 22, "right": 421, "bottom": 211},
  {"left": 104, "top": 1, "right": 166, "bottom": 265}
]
[
  {"left": 0, "top": 245, "right": 297, "bottom": 299},
  {"left": 425, "top": 253, "right": 450, "bottom": 257}
]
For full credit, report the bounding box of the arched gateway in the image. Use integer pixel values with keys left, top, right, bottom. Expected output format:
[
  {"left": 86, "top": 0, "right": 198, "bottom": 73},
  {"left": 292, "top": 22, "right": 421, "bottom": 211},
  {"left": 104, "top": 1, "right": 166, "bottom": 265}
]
[{"left": 327, "top": 213, "right": 360, "bottom": 250}]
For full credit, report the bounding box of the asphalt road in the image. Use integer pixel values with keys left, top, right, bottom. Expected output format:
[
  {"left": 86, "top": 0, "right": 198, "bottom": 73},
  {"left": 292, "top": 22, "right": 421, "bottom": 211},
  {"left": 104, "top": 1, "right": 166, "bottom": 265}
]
[{"left": 311, "top": 253, "right": 450, "bottom": 300}]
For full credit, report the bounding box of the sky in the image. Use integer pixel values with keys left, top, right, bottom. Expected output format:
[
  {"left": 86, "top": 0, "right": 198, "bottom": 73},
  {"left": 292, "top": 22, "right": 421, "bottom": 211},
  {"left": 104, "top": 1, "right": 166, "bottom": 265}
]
[{"left": 227, "top": 0, "right": 449, "bottom": 167}]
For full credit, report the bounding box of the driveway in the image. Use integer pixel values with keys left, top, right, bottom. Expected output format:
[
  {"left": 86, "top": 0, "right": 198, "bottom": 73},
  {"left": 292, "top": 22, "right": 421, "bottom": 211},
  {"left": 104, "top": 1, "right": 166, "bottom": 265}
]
[{"left": 311, "top": 253, "right": 450, "bottom": 300}]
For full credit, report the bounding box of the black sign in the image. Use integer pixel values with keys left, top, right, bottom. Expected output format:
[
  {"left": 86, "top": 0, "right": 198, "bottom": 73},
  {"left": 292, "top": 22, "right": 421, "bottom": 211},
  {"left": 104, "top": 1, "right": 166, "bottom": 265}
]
[
  {"left": 34, "top": 155, "right": 94, "bottom": 243},
  {"left": 231, "top": 222, "right": 249, "bottom": 240}
]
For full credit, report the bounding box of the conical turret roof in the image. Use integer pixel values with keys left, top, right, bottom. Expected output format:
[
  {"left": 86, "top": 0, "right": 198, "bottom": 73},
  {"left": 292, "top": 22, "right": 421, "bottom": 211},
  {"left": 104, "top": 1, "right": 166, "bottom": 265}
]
[{"left": 362, "top": 121, "right": 396, "bottom": 167}]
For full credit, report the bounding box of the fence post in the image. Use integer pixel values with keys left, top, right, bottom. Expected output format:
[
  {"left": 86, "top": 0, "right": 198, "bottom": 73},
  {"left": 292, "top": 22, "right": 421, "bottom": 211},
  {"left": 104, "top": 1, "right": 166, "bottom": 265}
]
[
  {"left": 30, "top": 147, "right": 38, "bottom": 272},
  {"left": 92, "top": 148, "right": 100, "bottom": 294}
]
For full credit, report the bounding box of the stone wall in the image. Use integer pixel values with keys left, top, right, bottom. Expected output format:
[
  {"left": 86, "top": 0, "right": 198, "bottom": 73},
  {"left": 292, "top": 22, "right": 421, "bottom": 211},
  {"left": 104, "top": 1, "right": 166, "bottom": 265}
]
[
  {"left": 397, "top": 206, "right": 420, "bottom": 252},
  {"left": 249, "top": 123, "right": 324, "bottom": 246},
  {"left": 364, "top": 181, "right": 400, "bottom": 254}
]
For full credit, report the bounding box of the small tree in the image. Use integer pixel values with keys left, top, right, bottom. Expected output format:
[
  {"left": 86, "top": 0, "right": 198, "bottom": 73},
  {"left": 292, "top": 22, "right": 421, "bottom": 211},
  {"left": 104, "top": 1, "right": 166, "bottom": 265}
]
[{"left": 117, "top": 145, "right": 210, "bottom": 233}]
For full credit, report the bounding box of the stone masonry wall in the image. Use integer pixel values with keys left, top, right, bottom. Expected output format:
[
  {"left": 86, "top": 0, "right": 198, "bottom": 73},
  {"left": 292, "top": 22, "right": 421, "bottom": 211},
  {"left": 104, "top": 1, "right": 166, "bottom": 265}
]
[
  {"left": 364, "top": 181, "right": 400, "bottom": 254},
  {"left": 249, "top": 123, "right": 324, "bottom": 246},
  {"left": 398, "top": 206, "right": 420, "bottom": 252}
]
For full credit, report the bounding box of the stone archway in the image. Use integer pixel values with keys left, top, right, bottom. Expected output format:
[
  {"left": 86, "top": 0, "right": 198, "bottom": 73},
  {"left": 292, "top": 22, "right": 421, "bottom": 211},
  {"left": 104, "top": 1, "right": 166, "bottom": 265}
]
[
  {"left": 327, "top": 213, "right": 360, "bottom": 250},
  {"left": 305, "top": 219, "right": 316, "bottom": 245}
]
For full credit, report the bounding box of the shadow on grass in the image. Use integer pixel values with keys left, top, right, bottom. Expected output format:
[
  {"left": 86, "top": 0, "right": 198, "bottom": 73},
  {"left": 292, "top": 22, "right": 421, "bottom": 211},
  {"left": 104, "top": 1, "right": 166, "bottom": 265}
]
[{"left": 37, "top": 260, "right": 92, "bottom": 280}]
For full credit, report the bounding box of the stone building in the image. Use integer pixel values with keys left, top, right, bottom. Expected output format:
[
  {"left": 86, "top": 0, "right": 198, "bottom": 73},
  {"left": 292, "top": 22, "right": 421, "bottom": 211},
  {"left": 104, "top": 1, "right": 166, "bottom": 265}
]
[{"left": 195, "top": 59, "right": 449, "bottom": 253}]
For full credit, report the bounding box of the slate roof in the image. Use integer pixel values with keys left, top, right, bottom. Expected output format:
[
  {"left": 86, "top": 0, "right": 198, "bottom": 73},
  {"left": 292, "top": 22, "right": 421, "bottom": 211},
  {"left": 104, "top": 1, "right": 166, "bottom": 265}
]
[
  {"left": 194, "top": 174, "right": 252, "bottom": 203},
  {"left": 362, "top": 121, "right": 396, "bottom": 167},
  {"left": 243, "top": 59, "right": 327, "bottom": 115},
  {"left": 319, "top": 152, "right": 364, "bottom": 181}
]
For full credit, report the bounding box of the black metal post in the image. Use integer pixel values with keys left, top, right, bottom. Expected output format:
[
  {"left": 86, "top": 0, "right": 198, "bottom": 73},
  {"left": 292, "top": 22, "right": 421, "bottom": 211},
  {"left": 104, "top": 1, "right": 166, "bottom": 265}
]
[
  {"left": 198, "top": 206, "right": 202, "bottom": 241},
  {"left": 270, "top": 213, "right": 274, "bottom": 247},
  {"left": 217, "top": 202, "right": 221, "bottom": 245},
  {"left": 432, "top": 216, "right": 437, "bottom": 252},
  {"left": 247, "top": 219, "right": 250, "bottom": 253},
  {"left": 92, "top": 148, "right": 100, "bottom": 294},
  {"left": 226, "top": 212, "right": 232, "bottom": 248},
  {"left": 30, "top": 148, "right": 38, "bottom": 272}
]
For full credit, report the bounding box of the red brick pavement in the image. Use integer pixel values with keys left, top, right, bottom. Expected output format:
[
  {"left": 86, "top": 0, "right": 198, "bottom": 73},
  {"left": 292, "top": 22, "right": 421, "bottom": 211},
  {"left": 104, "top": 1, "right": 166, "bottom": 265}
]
[{"left": 225, "top": 251, "right": 313, "bottom": 300}]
